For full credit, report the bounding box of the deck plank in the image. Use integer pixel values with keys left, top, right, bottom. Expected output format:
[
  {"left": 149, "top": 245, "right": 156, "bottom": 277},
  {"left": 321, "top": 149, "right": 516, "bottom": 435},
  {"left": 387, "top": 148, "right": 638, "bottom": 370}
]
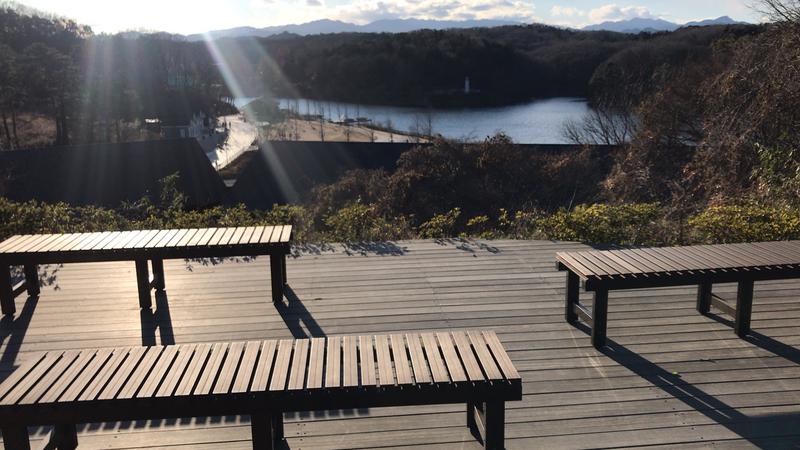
[{"left": 1, "top": 238, "right": 799, "bottom": 449}]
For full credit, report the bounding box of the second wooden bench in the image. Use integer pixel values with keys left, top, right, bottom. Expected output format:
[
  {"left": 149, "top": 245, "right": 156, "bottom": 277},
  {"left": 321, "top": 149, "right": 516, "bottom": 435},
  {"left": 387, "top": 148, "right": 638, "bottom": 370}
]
[{"left": 0, "top": 331, "right": 521, "bottom": 449}]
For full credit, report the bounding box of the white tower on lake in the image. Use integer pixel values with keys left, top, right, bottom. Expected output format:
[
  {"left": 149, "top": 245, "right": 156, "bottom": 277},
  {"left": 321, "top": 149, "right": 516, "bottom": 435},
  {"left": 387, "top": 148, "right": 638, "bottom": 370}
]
[{"left": 464, "top": 76, "right": 471, "bottom": 94}]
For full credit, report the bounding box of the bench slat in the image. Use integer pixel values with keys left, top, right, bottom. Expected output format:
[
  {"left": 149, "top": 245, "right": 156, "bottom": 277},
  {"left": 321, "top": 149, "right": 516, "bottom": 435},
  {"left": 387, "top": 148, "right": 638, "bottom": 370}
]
[
  {"left": 156, "top": 344, "right": 196, "bottom": 397},
  {"left": 437, "top": 332, "right": 467, "bottom": 383},
  {"left": 306, "top": 338, "right": 325, "bottom": 390},
  {"left": 19, "top": 350, "right": 81, "bottom": 405},
  {"left": 175, "top": 343, "right": 212, "bottom": 396},
  {"left": 206, "top": 228, "right": 228, "bottom": 247},
  {"left": 375, "top": 335, "right": 394, "bottom": 386},
  {"left": 482, "top": 331, "right": 520, "bottom": 381},
  {"left": 232, "top": 341, "right": 261, "bottom": 393},
  {"left": 251, "top": 340, "right": 278, "bottom": 391},
  {"left": 280, "top": 225, "right": 293, "bottom": 243},
  {"left": 214, "top": 342, "right": 246, "bottom": 394},
  {"left": 138, "top": 346, "right": 180, "bottom": 398},
  {"left": 62, "top": 348, "right": 114, "bottom": 402},
  {"left": 40, "top": 349, "right": 99, "bottom": 403},
  {"left": 342, "top": 335, "right": 358, "bottom": 387},
  {"left": 119, "top": 346, "right": 165, "bottom": 399},
  {"left": 390, "top": 334, "right": 412, "bottom": 385},
  {"left": 259, "top": 226, "right": 277, "bottom": 245},
  {"left": 98, "top": 347, "right": 148, "bottom": 400},
  {"left": 195, "top": 343, "right": 229, "bottom": 395},
  {"left": 324, "top": 336, "right": 341, "bottom": 388},
  {"left": 288, "top": 339, "right": 310, "bottom": 390},
  {"left": 359, "top": 336, "right": 377, "bottom": 387},
  {"left": 4, "top": 351, "right": 66, "bottom": 404},
  {"left": 248, "top": 226, "right": 266, "bottom": 244},
  {"left": 0, "top": 353, "right": 47, "bottom": 401},
  {"left": 421, "top": 333, "right": 449, "bottom": 383},
  {"left": 269, "top": 340, "right": 294, "bottom": 391},
  {"left": 452, "top": 331, "right": 484, "bottom": 382},
  {"left": 0, "top": 235, "right": 28, "bottom": 252},
  {"left": 405, "top": 333, "right": 430, "bottom": 384},
  {"left": 468, "top": 331, "right": 503, "bottom": 381}
]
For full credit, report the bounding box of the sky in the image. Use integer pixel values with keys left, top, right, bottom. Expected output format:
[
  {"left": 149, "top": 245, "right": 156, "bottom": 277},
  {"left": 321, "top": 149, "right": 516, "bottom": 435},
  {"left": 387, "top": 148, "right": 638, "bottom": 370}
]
[{"left": 17, "top": 0, "right": 762, "bottom": 35}]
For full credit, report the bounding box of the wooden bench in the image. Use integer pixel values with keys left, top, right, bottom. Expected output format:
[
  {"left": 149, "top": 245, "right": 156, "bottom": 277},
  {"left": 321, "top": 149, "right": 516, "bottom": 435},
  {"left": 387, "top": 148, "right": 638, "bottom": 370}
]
[
  {"left": 0, "top": 226, "right": 292, "bottom": 314},
  {"left": 556, "top": 241, "right": 800, "bottom": 349},
  {"left": 0, "top": 331, "right": 521, "bottom": 450}
]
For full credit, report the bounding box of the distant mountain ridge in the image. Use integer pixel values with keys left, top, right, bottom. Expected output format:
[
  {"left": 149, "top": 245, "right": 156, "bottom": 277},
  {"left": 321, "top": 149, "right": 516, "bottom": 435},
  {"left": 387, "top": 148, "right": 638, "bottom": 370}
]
[
  {"left": 185, "top": 18, "right": 521, "bottom": 41},
  {"left": 582, "top": 16, "right": 745, "bottom": 33}
]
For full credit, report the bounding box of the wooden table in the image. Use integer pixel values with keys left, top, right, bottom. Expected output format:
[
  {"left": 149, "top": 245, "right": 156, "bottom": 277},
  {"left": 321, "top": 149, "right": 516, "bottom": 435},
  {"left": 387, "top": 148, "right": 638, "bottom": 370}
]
[
  {"left": 0, "top": 226, "right": 292, "bottom": 314},
  {"left": 557, "top": 240, "right": 800, "bottom": 348},
  {"left": 0, "top": 331, "right": 522, "bottom": 450}
]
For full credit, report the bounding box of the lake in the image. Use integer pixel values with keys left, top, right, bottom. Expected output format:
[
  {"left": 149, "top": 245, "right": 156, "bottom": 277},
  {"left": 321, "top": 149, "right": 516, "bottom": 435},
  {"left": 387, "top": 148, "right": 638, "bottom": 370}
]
[{"left": 237, "top": 97, "right": 591, "bottom": 144}]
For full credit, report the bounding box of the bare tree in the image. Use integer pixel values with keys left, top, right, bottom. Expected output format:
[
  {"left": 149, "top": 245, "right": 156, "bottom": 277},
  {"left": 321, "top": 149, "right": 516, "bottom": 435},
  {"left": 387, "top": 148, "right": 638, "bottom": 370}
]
[
  {"left": 562, "top": 106, "right": 637, "bottom": 146},
  {"left": 759, "top": 0, "right": 800, "bottom": 24}
]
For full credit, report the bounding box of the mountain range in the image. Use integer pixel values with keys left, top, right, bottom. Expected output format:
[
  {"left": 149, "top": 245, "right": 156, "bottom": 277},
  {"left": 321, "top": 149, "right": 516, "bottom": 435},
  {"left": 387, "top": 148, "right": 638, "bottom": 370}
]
[
  {"left": 582, "top": 16, "right": 745, "bottom": 33},
  {"left": 185, "top": 19, "right": 520, "bottom": 41},
  {"left": 181, "top": 16, "right": 748, "bottom": 41}
]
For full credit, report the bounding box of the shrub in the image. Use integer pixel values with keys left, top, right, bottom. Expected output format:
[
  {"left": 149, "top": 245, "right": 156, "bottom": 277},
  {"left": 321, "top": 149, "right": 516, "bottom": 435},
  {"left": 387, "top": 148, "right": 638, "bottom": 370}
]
[
  {"left": 418, "top": 208, "right": 461, "bottom": 238},
  {"left": 536, "top": 203, "right": 662, "bottom": 245},
  {"left": 688, "top": 205, "right": 800, "bottom": 244},
  {"left": 322, "top": 202, "right": 408, "bottom": 242}
]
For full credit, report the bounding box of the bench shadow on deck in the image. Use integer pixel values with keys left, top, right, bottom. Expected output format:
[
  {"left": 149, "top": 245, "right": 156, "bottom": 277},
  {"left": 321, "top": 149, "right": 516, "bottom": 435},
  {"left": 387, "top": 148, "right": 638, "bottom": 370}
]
[{"left": 0, "top": 239, "right": 799, "bottom": 449}]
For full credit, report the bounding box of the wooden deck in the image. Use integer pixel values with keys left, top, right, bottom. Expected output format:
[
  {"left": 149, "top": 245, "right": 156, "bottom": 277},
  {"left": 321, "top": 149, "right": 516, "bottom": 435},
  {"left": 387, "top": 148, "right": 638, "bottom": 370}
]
[{"left": 1, "top": 239, "right": 799, "bottom": 449}]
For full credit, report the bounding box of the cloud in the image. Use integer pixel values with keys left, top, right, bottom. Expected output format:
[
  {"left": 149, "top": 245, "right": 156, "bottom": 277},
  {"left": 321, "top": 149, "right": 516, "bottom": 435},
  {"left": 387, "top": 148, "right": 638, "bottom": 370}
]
[
  {"left": 306, "top": 0, "right": 322, "bottom": 5},
  {"left": 550, "top": 6, "right": 584, "bottom": 17},
  {"left": 588, "top": 4, "right": 654, "bottom": 23},
  {"left": 337, "top": 0, "right": 538, "bottom": 24}
]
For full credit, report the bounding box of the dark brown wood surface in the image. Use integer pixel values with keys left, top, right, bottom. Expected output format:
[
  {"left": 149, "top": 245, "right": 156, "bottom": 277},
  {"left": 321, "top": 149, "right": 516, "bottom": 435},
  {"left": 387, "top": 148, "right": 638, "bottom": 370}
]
[
  {"left": 0, "top": 226, "right": 293, "bottom": 265},
  {"left": 0, "top": 239, "right": 798, "bottom": 448},
  {"left": 557, "top": 241, "right": 800, "bottom": 290}
]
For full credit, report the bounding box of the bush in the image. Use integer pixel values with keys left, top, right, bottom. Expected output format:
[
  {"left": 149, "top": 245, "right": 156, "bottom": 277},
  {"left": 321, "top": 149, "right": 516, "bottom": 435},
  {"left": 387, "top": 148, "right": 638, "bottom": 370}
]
[
  {"left": 688, "top": 205, "right": 800, "bottom": 244},
  {"left": 536, "top": 203, "right": 662, "bottom": 245},
  {"left": 322, "top": 202, "right": 409, "bottom": 242},
  {"left": 418, "top": 208, "right": 461, "bottom": 238}
]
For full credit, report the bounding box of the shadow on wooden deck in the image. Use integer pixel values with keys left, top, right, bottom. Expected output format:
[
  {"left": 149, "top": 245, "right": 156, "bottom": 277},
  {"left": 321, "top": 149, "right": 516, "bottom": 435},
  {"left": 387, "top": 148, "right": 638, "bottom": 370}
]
[
  {"left": 599, "top": 325, "right": 800, "bottom": 448},
  {"left": 278, "top": 286, "right": 325, "bottom": 339},
  {"left": 0, "top": 294, "right": 38, "bottom": 382},
  {"left": 140, "top": 290, "right": 175, "bottom": 346}
]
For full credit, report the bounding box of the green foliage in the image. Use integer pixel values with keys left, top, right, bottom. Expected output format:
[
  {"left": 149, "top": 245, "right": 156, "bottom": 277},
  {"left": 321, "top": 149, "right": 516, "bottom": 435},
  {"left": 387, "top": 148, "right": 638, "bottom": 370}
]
[
  {"left": 322, "top": 202, "right": 408, "bottom": 242},
  {"left": 418, "top": 208, "right": 461, "bottom": 238},
  {"left": 537, "top": 203, "right": 662, "bottom": 245},
  {"left": 465, "top": 215, "right": 493, "bottom": 239},
  {"left": 752, "top": 143, "right": 800, "bottom": 207},
  {"left": 688, "top": 205, "right": 800, "bottom": 244}
]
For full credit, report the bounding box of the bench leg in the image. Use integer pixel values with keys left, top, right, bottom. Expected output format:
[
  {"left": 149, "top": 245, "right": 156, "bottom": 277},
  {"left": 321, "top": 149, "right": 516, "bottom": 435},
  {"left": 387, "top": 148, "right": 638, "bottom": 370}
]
[
  {"left": 565, "top": 271, "right": 579, "bottom": 324},
  {"left": 135, "top": 259, "right": 152, "bottom": 309},
  {"left": 272, "top": 412, "right": 284, "bottom": 441},
  {"left": 251, "top": 414, "right": 275, "bottom": 450},
  {"left": 282, "top": 254, "right": 287, "bottom": 286},
  {"left": 696, "top": 281, "right": 712, "bottom": 315},
  {"left": 2, "top": 426, "right": 30, "bottom": 450},
  {"left": 151, "top": 259, "right": 165, "bottom": 291},
  {"left": 483, "top": 401, "right": 505, "bottom": 450},
  {"left": 0, "top": 265, "right": 14, "bottom": 315},
  {"left": 24, "top": 264, "right": 39, "bottom": 297},
  {"left": 43, "top": 424, "right": 78, "bottom": 450},
  {"left": 591, "top": 289, "right": 609, "bottom": 349},
  {"left": 467, "top": 401, "right": 477, "bottom": 429},
  {"left": 270, "top": 254, "right": 284, "bottom": 304},
  {"left": 735, "top": 279, "right": 754, "bottom": 338}
]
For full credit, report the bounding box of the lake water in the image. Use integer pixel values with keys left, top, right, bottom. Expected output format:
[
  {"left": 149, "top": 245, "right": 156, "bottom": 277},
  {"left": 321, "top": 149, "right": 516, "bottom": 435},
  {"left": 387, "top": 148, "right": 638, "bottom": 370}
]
[{"left": 237, "top": 97, "right": 591, "bottom": 144}]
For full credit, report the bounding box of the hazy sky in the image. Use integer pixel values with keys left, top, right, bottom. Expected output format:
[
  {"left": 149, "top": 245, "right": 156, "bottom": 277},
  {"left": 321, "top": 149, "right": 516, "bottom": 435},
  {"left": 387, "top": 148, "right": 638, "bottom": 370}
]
[{"left": 18, "top": 0, "right": 762, "bottom": 34}]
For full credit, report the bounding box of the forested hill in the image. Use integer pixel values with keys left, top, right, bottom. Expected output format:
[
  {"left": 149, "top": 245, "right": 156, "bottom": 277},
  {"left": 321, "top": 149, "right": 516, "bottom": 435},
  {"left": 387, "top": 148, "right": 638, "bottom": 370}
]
[
  {"left": 238, "top": 23, "right": 761, "bottom": 105},
  {"left": 0, "top": 5, "right": 763, "bottom": 150}
]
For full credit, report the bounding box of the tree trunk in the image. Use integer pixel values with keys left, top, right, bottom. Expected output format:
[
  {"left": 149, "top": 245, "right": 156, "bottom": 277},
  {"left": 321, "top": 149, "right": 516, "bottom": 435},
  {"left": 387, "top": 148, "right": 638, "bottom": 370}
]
[
  {"left": 60, "top": 99, "right": 70, "bottom": 145},
  {"left": 11, "top": 109, "right": 19, "bottom": 148},
  {"left": 1, "top": 111, "right": 11, "bottom": 149}
]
